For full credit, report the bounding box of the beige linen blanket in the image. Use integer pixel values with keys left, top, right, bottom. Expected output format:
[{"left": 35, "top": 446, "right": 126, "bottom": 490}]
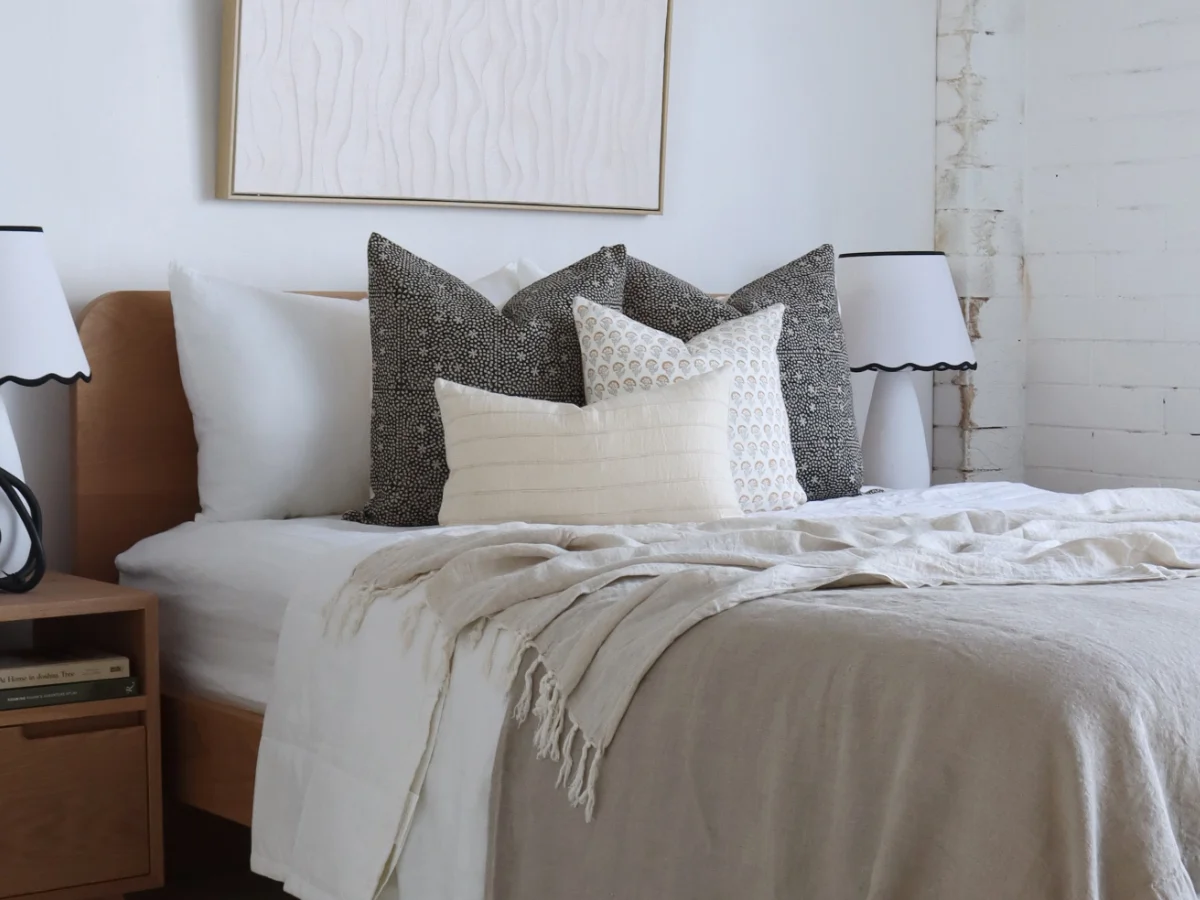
[
  {"left": 490, "top": 577, "right": 1200, "bottom": 900},
  {"left": 330, "top": 488, "right": 1200, "bottom": 829}
]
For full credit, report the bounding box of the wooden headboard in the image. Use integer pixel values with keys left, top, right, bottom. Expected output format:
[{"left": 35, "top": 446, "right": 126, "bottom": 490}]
[
  {"left": 71, "top": 286, "right": 728, "bottom": 582},
  {"left": 72, "top": 290, "right": 364, "bottom": 582}
]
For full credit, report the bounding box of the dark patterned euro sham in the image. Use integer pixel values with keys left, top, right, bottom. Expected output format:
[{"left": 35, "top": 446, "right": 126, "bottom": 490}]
[
  {"left": 623, "top": 247, "right": 863, "bottom": 500},
  {"left": 348, "top": 234, "right": 627, "bottom": 527}
]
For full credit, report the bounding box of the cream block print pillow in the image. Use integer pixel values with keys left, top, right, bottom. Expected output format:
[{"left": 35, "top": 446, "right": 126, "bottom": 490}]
[{"left": 573, "top": 298, "right": 806, "bottom": 512}]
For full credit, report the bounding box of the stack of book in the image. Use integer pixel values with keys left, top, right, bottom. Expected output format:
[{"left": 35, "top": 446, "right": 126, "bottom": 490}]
[{"left": 0, "top": 649, "right": 139, "bottom": 711}]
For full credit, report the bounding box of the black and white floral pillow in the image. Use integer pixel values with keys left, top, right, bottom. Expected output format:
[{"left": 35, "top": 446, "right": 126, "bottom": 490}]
[
  {"left": 347, "top": 234, "right": 627, "bottom": 527},
  {"left": 623, "top": 247, "right": 863, "bottom": 500}
]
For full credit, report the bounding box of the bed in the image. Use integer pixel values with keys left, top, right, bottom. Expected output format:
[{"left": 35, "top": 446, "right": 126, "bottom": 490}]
[
  {"left": 67, "top": 287, "right": 1015, "bottom": 819},
  {"left": 73, "top": 289, "right": 1200, "bottom": 900}
]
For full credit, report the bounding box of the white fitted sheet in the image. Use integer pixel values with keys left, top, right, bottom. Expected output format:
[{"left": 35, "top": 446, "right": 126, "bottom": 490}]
[{"left": 116, "top": 516, "right": 407, "bottom": 710}]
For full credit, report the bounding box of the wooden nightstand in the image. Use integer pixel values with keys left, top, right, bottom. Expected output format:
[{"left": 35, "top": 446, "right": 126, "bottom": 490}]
[{"left": 0, "top": 573, "right": 163, "bottom": 900}]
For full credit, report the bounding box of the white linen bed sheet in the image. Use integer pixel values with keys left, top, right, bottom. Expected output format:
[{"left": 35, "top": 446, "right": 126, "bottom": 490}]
[
  {"left": 117, "top": 516, "right": 400, "bottom": 710},
  {"left": 117, "top": 482, "right": 1056, "bottom": 900}
]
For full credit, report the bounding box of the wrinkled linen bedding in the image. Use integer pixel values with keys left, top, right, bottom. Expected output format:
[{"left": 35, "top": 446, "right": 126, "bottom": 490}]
[
  {"left": 490, "top": 577, "right": 1200, "bottom": 900},
  {"left": 252, "top": 486, "right": 1200, "bottom": 900},
  {"left": 117, "top": 516, "right": 403, "bottom": 709}
]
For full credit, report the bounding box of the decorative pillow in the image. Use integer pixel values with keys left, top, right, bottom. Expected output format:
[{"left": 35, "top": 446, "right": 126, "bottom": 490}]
[
  {"left": 168, "top": 264, "right": 371, "bottom": 522},
  {"left": 435, "top": 367, "right": 742, "bottom": 526},
  {"left": 623, "top": 248, "right": 863, "bottom": 500},
  {"left": 349, "top": 234, "right": 627, "bottom": 527},
  {"left": 573, "top": 298, "right": 805, "bottom": 513}
]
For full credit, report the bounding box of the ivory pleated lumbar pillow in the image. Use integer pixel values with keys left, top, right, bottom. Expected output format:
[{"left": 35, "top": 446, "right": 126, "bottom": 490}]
[
  {"left": 435, "top": 367, "right": 743, "bottom": 526},
  {"left": 573, "top": 297, "right": 806, "bottom": 513}
]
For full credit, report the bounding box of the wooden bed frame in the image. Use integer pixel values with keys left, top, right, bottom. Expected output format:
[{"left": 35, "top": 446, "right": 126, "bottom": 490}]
[{"left": 72, "top": 289, "right": 363, "bottom": 828}]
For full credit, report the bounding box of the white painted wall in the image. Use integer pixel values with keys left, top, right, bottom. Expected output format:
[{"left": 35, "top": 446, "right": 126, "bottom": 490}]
[
  {"left": 0, "top": 0, "right": 937, "bottom": 567},
  {"left": 1024, "top": 1, "right": 1200, "bottom": 490}
]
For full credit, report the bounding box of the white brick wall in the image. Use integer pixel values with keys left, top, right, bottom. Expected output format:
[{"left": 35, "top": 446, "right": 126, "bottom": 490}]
[
  {"left": 933, "top": 0, "right": 1026, "bottom": 484},
  {"left": 1024, "top": 1, "right": 1200, "bottom": 491}
]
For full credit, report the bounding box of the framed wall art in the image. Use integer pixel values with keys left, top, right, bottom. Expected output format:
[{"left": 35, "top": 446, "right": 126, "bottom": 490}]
[{"left": 216, "top": 0, "right": 673, "bottom": 214}]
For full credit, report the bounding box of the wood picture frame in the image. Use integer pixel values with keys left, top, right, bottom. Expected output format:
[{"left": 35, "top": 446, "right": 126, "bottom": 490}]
[{"left": 216, "top": 0, "right": 674, "bottom": 215}]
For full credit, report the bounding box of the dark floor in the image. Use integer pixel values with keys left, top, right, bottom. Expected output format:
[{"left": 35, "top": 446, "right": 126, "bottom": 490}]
[
  {"left": 133, "top": 871, "right": 286, "bottom": 900},
  {"left": 132, "top": 806, "right": 287, "bottom": 899}
]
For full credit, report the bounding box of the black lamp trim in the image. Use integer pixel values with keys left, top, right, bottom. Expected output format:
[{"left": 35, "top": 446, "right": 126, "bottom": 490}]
[
  {"left": 0, "top": 466, "right": 46, "bottom": 594},
  {"left": 839, "top": 250, "right": 947, "bottom": 259},
  {"left": 0, "top": 371, "right": 92, "bottom": 388},
  {"left": 0, "top": 226, "right": 45, "bottom": 233},
  {"left": 851, "top": 362, "right": 979, "bottom": 373}
]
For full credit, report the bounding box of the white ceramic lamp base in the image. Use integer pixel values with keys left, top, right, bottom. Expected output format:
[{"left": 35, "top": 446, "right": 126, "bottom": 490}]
[
  {"left": 0, "top": 392, "right": 32, "bottom": 576},
  {"left": 861, "top": 370, "right": 931, "bottom": 490}
]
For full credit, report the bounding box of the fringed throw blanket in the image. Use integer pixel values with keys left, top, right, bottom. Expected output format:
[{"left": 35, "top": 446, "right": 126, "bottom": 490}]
[
  {"left": 326, "top": 488, "right": 1200, "bottom": 823},
  {"left": 489, "top": 576, "right": 1200, "bottom": 900}
]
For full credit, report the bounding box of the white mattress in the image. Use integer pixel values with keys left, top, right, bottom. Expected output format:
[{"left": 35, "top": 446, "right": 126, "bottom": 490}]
[{"left": 115, "top": 482, "right": 1054, "bottom": 712}]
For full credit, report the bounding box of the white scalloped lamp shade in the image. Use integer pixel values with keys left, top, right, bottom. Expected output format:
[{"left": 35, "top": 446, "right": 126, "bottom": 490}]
[
  {"left": 0, "top": 227, "right": 89, "bottom": 580},
  {"left": 0, "top": 227, "right": 90, "bottom": 386},
  {"left": 837, "top": 252, "right": 976, "bottom": 373}
]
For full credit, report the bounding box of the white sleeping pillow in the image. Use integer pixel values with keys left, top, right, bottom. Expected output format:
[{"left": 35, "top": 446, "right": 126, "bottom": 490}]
[
  {"left": 169, "top": 261, "right": 549, "bottom": 522},
  {"left": 573, "top": 297, "right": 806, "bottom": 513},
  {"left": 436, "top": 366, "right": 743, "bottom": 526},
  {"left": 169, "top": 264, "right": 373, "bottom": 521},
  {"left": 469, "top": 259, "right": 550, "bottom": 307}
]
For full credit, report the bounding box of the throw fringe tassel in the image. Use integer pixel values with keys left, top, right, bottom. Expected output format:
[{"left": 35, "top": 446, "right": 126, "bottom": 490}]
[
  {"left": 323, "top": 580, "right": 378, "bottom": 639},
  {"left": 326, "top": 579, "right": 456, "bottom": 682},
  {"left": 561, "top": 741, "right": 603, "bottom": 821},
  {"left": 556, "top": 723, "right": 579, "bottom": 788},
  {"left": 329, "top": 585, "right": 612, "bottom": 819},
  {"left": 533, "top": 675, "right": 564, "bottom": 761},
  {"left": 511, "top": 648, "right": 605, "bottom": 822},
  {"left": 512, "top": 653, "right": 540, "bottom": 725},
  {"left": 323, "top": 570, "right": 437, "bottom": 640},
  {"left": 583, "top": 746, "right": 603, "bottom": 822},
  {"left": 568, "top": 743, "right": 590, "bottom": 805},
  {"left": 465, "top": 618, "right": 488, "bottom": 647}
]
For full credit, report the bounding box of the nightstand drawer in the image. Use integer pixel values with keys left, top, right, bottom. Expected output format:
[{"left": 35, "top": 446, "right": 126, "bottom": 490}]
[{"left": 0, "top": 723, "right": 150, "bottom": 898}]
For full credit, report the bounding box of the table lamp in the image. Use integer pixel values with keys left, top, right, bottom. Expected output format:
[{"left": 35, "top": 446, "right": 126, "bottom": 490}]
[
  {"left": 838, "top": 251, "right": 976, "bottom": 490},
  {"left": 0, "top": 226, "right": 91, "bottom": 593}
]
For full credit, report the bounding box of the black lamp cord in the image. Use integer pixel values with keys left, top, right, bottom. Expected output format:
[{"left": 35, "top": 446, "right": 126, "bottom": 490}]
[{"left": 0, "top": 465, "right": 46, "bottom": 593}]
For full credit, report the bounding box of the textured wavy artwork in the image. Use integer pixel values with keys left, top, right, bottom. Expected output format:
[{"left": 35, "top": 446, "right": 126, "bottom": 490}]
[{"left": 218, "top": 0, "right": 672, "bottom": 213}]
